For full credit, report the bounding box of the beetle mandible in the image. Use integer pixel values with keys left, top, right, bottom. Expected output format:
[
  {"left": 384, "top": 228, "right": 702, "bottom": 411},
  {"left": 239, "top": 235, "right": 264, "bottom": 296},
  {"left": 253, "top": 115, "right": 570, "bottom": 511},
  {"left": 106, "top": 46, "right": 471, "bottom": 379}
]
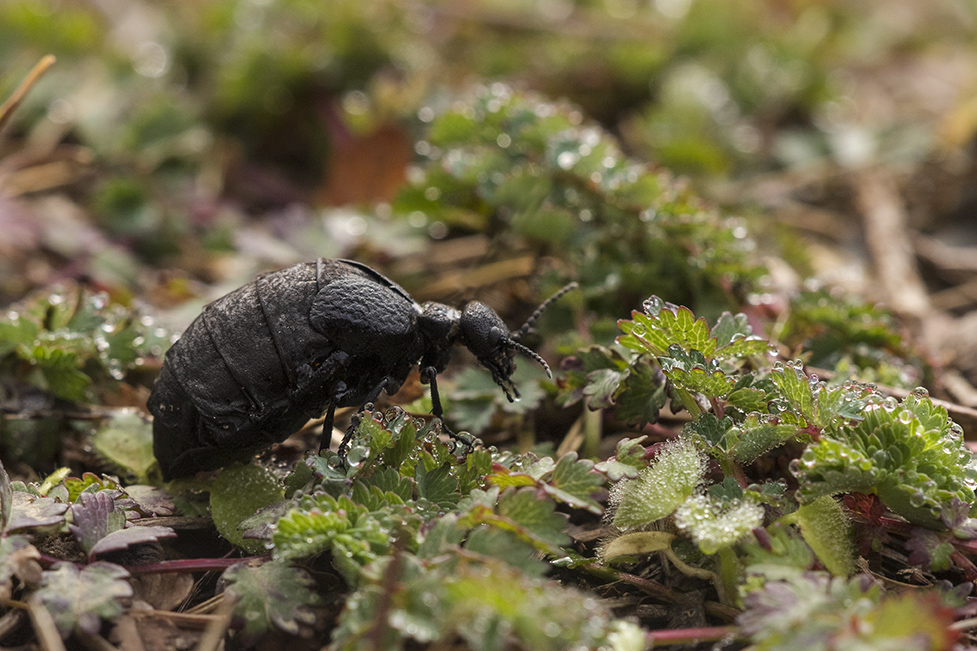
[{"left": 148, "top": 258, "right": 575, "bottom": 479}]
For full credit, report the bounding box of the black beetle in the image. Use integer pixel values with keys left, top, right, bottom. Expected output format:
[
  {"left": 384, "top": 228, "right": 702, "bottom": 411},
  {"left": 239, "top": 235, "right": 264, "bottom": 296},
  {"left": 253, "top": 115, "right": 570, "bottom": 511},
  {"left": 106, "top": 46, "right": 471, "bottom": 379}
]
[{"left": 148, "top": 258, "right": 575, "bottom": 479}]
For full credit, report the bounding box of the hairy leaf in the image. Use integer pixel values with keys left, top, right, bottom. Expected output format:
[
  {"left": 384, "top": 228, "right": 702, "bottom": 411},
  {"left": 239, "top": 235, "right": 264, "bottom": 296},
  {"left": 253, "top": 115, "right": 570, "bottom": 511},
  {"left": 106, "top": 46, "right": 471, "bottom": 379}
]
[{"left": 610, "top": 437, "right": 706, "bottom": 530}]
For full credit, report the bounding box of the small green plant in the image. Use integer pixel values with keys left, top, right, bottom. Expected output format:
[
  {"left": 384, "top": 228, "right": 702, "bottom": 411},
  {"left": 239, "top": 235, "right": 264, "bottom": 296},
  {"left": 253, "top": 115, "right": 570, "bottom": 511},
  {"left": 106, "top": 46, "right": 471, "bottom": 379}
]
[
  {"left": 0, "top": 285, "right": 169, "bottom": 403},
  {"left": 395, "top": 86, "right": 765, "bottom": 321}
]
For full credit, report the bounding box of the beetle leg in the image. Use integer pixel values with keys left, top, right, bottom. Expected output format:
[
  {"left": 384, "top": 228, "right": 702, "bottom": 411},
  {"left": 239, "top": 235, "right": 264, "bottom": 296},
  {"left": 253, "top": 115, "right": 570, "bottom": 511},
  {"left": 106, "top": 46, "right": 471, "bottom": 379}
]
[
  {"left": 318, "top": 402, "right": 336, "bottom": 454},
  {"left": 421, "top": 365, "right": 477, "bottom": 453},
  {"left": 337, "top": 377, "right": 391, "bottom": 460}
]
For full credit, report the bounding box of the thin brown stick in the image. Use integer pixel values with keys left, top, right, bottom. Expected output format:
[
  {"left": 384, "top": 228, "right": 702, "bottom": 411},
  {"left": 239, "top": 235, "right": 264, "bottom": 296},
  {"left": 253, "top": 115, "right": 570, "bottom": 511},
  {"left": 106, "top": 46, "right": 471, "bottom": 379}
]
[
  {"left": 26, "top": 595, "right": 66, "bottom": 651},
  {"left": 0, "top": 55, "right": 57, "bottom": 135}
]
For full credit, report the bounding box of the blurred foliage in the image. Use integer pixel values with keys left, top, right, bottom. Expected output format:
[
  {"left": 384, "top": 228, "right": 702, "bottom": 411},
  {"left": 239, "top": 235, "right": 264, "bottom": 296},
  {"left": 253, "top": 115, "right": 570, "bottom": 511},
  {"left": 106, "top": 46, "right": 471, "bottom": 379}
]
[
  {"left": 0, "top": 285, "right": 167, "bottom": 403},
  {"left": 395, "top": 87, "right": 764, "bottom": 319}
]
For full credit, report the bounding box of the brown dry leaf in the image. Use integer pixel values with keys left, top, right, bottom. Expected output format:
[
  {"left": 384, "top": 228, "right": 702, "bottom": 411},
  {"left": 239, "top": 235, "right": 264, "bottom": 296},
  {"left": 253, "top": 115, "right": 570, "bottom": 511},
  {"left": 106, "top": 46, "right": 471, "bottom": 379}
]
[{"left": 318, "top": 123, "right": 410, "bottom": 206}]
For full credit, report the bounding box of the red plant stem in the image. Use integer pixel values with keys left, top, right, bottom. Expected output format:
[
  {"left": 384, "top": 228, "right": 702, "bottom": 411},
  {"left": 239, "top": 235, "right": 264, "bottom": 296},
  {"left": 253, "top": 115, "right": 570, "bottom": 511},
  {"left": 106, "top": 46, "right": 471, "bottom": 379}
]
[
  {"left": 646, "top": 625, "right": 739, "bottom": 646},
  {"left": 37, "top": 553, "right": 269, "bottom": 574}
]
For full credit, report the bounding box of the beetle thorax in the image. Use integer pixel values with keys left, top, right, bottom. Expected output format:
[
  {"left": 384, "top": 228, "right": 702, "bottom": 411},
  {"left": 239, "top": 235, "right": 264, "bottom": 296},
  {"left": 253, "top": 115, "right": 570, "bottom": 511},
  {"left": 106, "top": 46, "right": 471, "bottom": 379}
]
[{"left": 417, "top": 301, "right": 462, "bottom": 372}]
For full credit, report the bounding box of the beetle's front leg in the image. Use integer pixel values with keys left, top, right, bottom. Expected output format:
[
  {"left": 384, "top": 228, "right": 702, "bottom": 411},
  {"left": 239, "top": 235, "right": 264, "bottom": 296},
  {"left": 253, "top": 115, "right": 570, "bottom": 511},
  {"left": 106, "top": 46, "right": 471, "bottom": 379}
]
[
  {"left": 420, "top": 366, "right": 477, "bottom": 453},
  {"left": 337, "top": 377, "right": 391, "bottom": 461}
]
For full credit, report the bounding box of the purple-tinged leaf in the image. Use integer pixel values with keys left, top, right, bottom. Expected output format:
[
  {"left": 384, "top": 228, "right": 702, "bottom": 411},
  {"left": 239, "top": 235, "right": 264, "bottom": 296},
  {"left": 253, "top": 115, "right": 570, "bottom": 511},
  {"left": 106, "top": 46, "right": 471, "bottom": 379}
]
[
  {"left": 7, "top": 491, "right": 68, "bottom": 532},
  {"left": 69, "top": 491, "right": 174, "bottom": 559},
  {"left": 89, "top": 526, "right": 176, "bottom": 558},
  {"left": 69, "top": 491, "right": 126, "bottom": 555},
  {"left": 940, "top": 498, "right": 977, "bottom": 540},
  {"left": 906, "top": 529, "right": 954, "bottom": 572}
]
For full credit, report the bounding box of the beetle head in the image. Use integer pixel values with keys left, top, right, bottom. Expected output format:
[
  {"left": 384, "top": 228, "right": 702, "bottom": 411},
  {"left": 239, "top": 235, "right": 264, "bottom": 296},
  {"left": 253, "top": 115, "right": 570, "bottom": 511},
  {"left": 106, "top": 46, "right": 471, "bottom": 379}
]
[{"left": 459, "top": 301, "right": 551, "bottom": 401}]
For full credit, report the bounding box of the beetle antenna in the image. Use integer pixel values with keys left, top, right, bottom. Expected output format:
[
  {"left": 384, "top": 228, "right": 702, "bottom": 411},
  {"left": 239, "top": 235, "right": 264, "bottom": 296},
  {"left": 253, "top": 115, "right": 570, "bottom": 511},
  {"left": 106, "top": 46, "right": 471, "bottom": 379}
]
[
  {"left": 508, "top": 340, "right": 552, "bottom": 378},
  {"left": 511, "top": 282, "right": 578, "bottom": 342}
]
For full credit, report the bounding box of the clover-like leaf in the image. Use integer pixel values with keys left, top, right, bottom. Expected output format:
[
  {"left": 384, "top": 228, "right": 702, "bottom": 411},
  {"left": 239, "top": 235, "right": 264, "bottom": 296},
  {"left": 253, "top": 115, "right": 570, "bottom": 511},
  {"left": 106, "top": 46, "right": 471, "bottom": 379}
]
[
  {"left": 596, "top": 436, "right": 649, "bottom": 481},
  {"left": 35, "top": 562, "right": 133, "bottom": 637},
  {"left": 495, "top": 487, "right": 570, "bottom": 551},
  {"left": 541, "top": 452, "right": 604, "bottom": 514},
  {"left": 222, "top": 560, "right": 322, "bottom": 638}
]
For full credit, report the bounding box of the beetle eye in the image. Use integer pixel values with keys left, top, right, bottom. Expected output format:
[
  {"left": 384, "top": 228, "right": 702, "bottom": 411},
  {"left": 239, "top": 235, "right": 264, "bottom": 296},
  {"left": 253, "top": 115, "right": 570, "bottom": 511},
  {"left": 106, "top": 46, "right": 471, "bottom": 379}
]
[{"left": 488, "top": 326, "right": 503, "bottom": 349}]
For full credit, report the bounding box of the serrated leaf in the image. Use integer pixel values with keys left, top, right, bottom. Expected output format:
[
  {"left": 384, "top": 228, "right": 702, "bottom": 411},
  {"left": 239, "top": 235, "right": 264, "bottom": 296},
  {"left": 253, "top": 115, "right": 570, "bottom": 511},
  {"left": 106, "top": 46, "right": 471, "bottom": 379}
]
[
  {"left": 222, "top": 560, "right": 321, "bottom": 637},
  {"left": 770, "top": 363, "right": 816, "bottom": 424},
  {"left": 35, "top": 562, "right": 133, "bottom": 637},
  {"left": 615, "top": 363, "right": 667, "bottom": 427},
  {"left": 541, "top": 453, "right": 604, "bottom": 514},
  {"left": 686, "top": 413, "right": 732, "bottom": 450},
  {"left": 729, "top": 414, "right": 800, "bottom": 464},
  {"left": 211, "top": 465, "right": 285, "bottom": 554},
  {"left": 725, "top": 386, "right": 769, "bottom": 413},
  {"left": 416, "top": 463, "right": 460, "bottom": 510},
  {"left": 68, "top": 491, "right": 127, "bottom": 556},
  {"left": 906, "top": 529, "right": 955, "bottom": 572},
  {"left": 464, "top": 526, "right": 548, "bottom": 576},
  {"left": 496, "top": 487, "right": 570, "bottom": 550},
  {"left": 619, "top": 302, "right": 716, "bottom": 360},
  {"left": 711, "top": 311, "right": 753, "bottom": 349},
  {"left": 582, "top": 368, "right": 627, "bottom": 410},
  {"left": 418, "top": 514, "right": 466, "bottom": 559}
]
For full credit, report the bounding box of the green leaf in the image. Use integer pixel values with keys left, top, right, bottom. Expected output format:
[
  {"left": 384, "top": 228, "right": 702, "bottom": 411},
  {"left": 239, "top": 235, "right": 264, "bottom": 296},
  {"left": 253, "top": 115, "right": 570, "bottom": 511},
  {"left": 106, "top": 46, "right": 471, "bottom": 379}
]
[
  {"left": 596, "top": 436, "right": 649, "bottom": 481},
  {"left": 210, "top": 465, "right": 285, "bottom": 554},
  {"left": 770, "top": 362, "right": 816, "bottom": 425},
  {"left": 794, "top": 391, "right": 976, "bottom": 526},
  {"left": 582, "top": 368, "right": 627, "bottom": 410},
  {"left": 611, "top": 436, "right": 706, "bottom": 529},
  {"left": 496, "top": 488, "right": 570, "bottom": 551},
  {"left": 618, "top": 300, "right": 716, "bottom": 358},
  {"left": 90, "top": 409, "right": 156, "bottom": 481},
  {"left": 674, "top": 494, "right": 765, "bottom": 555},
  {"left": 710, "top": 311, "right": 753, "bottom": 349},
  {"left": 222, "top": 560, "right": 321, "bottom": 637},
  {"left": 791, "top": 496, "right": 855, "bottom": 577},
  {"left": 615, "top": 363, "right": 667, "bottom": 427},
  {"left": 36, "top": 562, "right": 133, "bottom": 637},
  {"left": 416, "top": 462, "right": 460, "bottom": 510},
  {"left": 729, "top": 414, "right": 800, "bottom": 464},
  {"left": 541, "top": 452, "right": 604, "bottom": 514}
]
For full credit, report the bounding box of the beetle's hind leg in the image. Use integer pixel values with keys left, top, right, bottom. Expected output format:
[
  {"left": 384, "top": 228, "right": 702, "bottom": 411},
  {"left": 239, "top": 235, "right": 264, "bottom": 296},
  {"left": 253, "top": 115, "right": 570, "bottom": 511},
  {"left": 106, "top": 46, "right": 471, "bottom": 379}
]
[{"left": 318, "top": 402, "right": 336, "bottom": 454}]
